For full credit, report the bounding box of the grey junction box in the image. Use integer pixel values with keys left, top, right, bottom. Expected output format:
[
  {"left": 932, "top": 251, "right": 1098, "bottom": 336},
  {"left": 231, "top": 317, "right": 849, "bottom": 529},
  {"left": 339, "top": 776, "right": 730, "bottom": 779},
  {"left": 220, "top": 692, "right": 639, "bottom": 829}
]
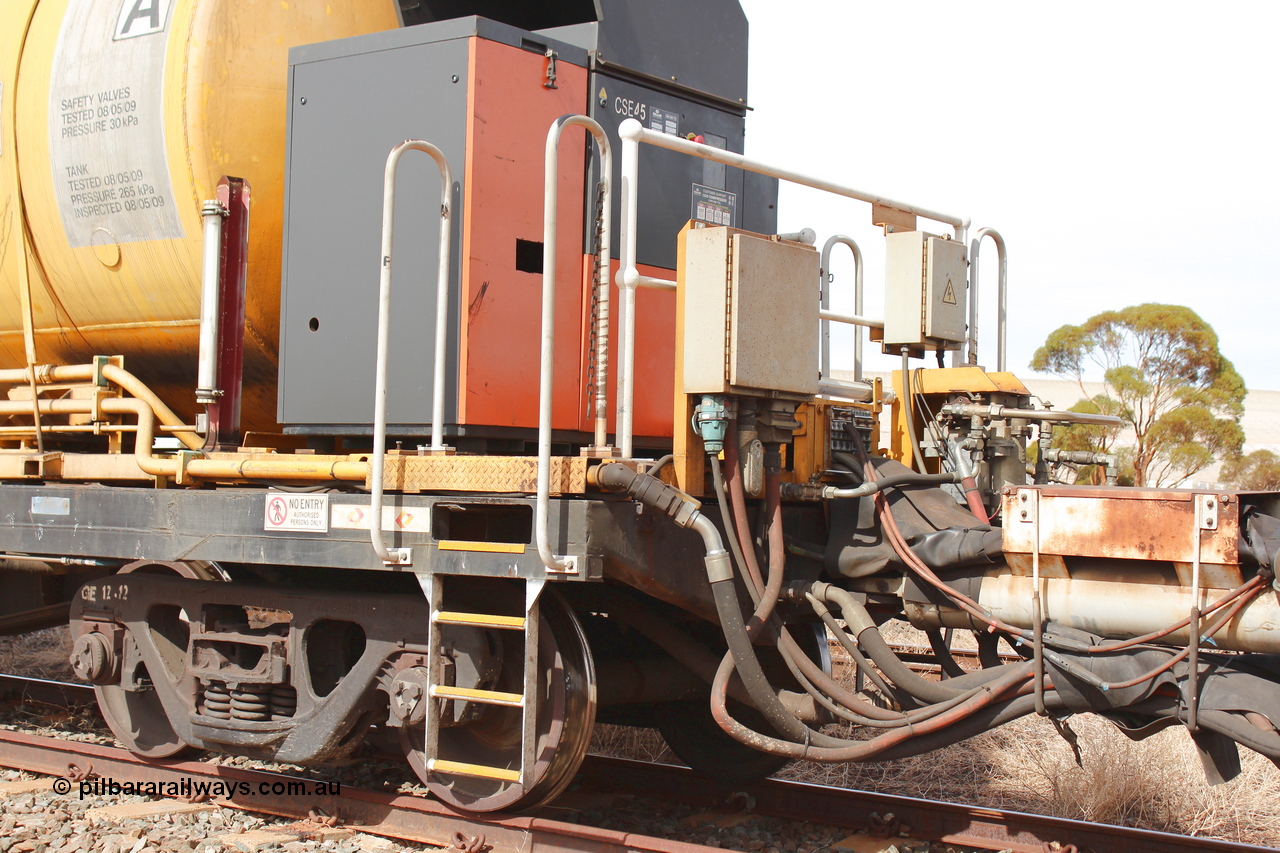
[
  {"left": 882, "top": 231, "right": 968, "bottom": 351},
  {"left": 682, "top": 227, "right": 819, "bottom": 398}
]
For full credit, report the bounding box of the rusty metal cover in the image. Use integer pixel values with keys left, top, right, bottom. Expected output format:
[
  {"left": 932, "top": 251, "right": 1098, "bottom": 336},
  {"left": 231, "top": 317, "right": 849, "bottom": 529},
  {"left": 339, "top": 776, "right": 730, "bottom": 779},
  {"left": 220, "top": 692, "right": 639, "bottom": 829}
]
[
  {"left": 1002, "top": 486, "right": 1239, "bottom": 565},
  {"left": 372, "top": 455, "right": 589, "bottom": 494}
]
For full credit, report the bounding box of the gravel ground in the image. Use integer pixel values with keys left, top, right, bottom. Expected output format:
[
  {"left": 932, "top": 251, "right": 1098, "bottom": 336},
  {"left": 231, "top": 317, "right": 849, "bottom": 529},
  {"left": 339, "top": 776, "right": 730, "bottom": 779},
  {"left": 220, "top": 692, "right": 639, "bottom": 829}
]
[
  {"left": 0, "top": 697, "right": 990, "bottom": 853},
  {"left": 0, "top": 628, "right": 1004, "bottom": 853},
  {"left": 0, "top": 768, "right": 442, "bottom": 853},
  {"left": 0, "top": 765, "right": 990, "bottom": 853}
]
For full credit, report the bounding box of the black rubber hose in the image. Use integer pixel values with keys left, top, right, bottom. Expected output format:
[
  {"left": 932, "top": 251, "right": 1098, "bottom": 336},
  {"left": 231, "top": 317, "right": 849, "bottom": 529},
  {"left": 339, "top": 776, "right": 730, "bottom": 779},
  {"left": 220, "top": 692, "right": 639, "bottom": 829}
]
[
  {"left": 927, "top": 628, "right": 969, "bottom": 679},
  {"left": 818, "top": 584, "right": 1015, "bottom": 701},
  {"left": 831, "top": 452, "right": 959, "bottom": 490},
  {"left": 710, "top": 454, "right": 759, "bottom": 608},
  {"left": 977, "top": 632, "right": 1005, "bottom": 669},
  {"left": 855, "top": 625, "right": 1019, "bottom": 703},
  {"left": 708, "top": 573, "right": 810, "bottom": 742},
  {"left": 869, "top": 692, "right": 1063, "bottom": 762},
  {"left": 647, "top": 454, "right": 674, "bottom": 479}
]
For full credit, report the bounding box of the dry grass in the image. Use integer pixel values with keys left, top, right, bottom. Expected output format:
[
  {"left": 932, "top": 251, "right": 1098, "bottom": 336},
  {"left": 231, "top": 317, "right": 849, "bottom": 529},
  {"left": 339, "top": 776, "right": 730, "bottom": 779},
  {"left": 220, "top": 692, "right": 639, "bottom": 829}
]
[
  {"left": 589, "top": 620, "right": 1280, "bottom": 846},
  {"left": 781, "top": 715, "right": 1280, "bottom": 846},
  {"left": 589, "top": 723, "right": 680, "bottom": 765},
  {"left": 0, "top": 626, "right": 76, "bottom": 681},
  {"left": 590, "top": 714, "right": 1280, "bottom": 845}
]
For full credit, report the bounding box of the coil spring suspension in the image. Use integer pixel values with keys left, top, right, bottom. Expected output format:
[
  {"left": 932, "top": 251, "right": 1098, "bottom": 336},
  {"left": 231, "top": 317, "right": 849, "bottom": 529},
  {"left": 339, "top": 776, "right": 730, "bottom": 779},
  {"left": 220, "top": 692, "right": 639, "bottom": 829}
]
[
  {"left": 201, "top": 681, "right": 297, "bottom": 721},
  {"left": 270, "top": 685, "right": 298, "bottom": 720},
  {"left": 230, "top": 684, "right": 272, "bottom": 721},
  {"left": 202, "top": 682, "right": 232, "bottom": 719}
]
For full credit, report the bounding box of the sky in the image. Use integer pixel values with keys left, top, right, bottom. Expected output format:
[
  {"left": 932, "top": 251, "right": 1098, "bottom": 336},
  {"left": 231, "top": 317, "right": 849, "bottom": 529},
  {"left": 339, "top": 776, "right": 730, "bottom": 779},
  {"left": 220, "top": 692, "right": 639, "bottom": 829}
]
[{"left": 734, "top": 1, "right": 1280, "bottom": 392}]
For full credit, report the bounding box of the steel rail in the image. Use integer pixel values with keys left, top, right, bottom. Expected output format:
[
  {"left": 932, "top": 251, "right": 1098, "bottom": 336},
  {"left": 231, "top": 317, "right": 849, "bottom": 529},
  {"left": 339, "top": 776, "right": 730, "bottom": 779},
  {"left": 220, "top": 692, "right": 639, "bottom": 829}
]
[
  {"left": 0, "top": 730, "right": 714, "bottom": 853},
  {"left": 578, "top": 756, "right": 1273, "bottom": 853},
  {"left": 0, "top": 708, "right": 1268, "bottom": 852},
  {"left": 0, "top": 674, "right": 95, "bottom": 708}
]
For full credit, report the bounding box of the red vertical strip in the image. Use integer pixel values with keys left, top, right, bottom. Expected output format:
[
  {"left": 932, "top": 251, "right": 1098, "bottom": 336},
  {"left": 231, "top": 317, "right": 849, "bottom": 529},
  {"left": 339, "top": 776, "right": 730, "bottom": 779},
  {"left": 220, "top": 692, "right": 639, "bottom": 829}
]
[{"left": 210, "top": 176, "right": 250, "bottom": 450}]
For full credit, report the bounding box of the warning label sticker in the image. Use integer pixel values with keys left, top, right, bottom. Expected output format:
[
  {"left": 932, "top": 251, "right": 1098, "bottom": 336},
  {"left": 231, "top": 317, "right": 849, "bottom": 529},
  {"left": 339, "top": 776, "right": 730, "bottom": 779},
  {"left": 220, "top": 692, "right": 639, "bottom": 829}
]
[
  {"left": 941, "top": 278, "right": 958, "bottom": 305},
  {"left": 648, "top": 107, "right": 680, "bottom": 136},
  {"left": 691, "top": 184, "right": 737, "bottom": 228},
  {"left": 48, "top": 0, "right": 183, "bottom": 248},
  {"left": 330, "top": 503, "right": 431, "bottom": 533},
  {"left": 264, "top": 493, "right": 330, "bottom": 532}
]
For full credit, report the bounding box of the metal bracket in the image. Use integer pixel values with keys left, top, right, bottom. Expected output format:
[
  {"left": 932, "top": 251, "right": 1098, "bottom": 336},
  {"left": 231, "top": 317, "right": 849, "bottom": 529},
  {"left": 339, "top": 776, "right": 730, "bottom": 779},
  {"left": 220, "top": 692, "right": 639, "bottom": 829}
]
[
  {"left": 1196, "top": 494, "right": 1218, "bottom": 530},
  {"left": 383, "top": 547, "right": 413, "bottom": 566},
  {"left": 525, "top": 577, "right": 546, "bottom": 612},
  {"left": 543, "top": 48, "right": 558, "bottom": 89},
  {"left": 1016, "top": 488, "right": 1037, "bottom": 523},
  {"left": 547, "top": 555, "right": 578, "bottom": 576},
  {"left": 92, "top": 355, "right": 111, "bottom": 388},
  {"left": 174, "top": 449, "right": 202, "bottom": 485}
]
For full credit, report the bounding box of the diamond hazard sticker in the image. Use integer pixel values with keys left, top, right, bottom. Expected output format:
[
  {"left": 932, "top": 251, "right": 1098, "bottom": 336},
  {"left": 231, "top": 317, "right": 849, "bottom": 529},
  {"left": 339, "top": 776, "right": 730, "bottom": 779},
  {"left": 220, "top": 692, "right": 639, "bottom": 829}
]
[
  {"left": 329, "top": 503, "right": 431, "bottom": 533},
  {"left": 264, "top": 493, "right": 330, "bottom": 532}
]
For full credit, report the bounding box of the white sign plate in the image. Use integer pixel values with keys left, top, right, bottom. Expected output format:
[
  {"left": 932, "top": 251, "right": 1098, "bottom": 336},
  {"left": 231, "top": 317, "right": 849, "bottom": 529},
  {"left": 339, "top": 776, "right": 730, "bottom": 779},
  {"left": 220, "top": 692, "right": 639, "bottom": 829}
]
[{"left": 264, "top": 493, "right": 330, "bottom": 532}]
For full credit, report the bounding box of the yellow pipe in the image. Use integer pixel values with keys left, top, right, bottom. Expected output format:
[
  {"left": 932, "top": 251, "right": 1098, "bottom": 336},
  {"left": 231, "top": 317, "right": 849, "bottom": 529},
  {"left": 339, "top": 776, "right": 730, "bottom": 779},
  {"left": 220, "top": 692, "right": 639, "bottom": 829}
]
[
  {"left": 0, "top": 361, "right": 203, "bottom": 450},
  {"left": 101, "top": 363, "right": 202, "bottom": 450},
  {"left": 0, "top": 396, "right": 367, "bottom": 483}
]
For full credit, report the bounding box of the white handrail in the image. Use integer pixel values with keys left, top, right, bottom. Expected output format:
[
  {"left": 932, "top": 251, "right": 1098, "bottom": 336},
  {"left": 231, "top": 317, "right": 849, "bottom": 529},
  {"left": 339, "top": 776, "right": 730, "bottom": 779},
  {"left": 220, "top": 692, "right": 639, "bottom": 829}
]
[
  {"left": 195, "top": 200, "right": 227, "bottom": 405},
  {"left": 819, "top": 235, "right": 865, "bottom": 382},
  {"left": 371, "top": 140, "right": 453, "bottom": 565},
  {"left": 536, "top": 115, "right": 612, "bottom": 573},
  {"left": 969, "top": 227, "right": 1008, "bottom": 372},
  {"left": 616, "top": 118, "right": 969, "bottom": 456}
]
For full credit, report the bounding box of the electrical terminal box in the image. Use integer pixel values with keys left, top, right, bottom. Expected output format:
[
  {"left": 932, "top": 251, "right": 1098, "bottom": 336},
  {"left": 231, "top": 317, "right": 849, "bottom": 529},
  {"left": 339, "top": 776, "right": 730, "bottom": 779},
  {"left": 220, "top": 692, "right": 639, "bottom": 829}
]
[
  {"left": 882, "top": 231, "right": 968, "bottom": 351},
  {"left": 682, "top": 227, "right": 819, "bottom": 398}
]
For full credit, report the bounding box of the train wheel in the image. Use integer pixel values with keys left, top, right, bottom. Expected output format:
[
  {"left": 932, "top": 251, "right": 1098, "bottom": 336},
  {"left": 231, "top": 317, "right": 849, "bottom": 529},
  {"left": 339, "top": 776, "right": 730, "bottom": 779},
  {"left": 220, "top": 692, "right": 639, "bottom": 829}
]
[
  {"left": 87, "top": 560, "right": 224, "bottom": 759},
  {"left": 401, "top": 589, "right": 596, "bottom": 813},
  {"left": 94, "top": 663, "right": 187, "bottom": 758}
]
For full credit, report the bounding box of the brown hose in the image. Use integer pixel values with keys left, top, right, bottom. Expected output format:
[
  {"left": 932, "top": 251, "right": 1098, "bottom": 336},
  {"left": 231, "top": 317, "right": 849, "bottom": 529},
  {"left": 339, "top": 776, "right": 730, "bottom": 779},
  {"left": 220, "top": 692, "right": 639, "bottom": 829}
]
[
  {"left": 960, "top": 475, "right": 989, "bottom": 523},
  {"left": 724, "top": 435, "right": 766, "bottom": 599},
  {"left": 723, "top": 445, "right": 903, "bottom": 721},
  {"left": 709, "top": 647, "right": 1031, "bottom": 760}
]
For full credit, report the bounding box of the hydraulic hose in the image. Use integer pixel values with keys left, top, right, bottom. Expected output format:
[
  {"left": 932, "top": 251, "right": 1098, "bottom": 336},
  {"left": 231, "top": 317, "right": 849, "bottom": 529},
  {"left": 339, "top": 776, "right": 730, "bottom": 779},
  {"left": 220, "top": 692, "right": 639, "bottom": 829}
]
[
  {"left": 710, "top": 453, "right": 760, "bottom": 610},
  {"left": 927, "top": 628, "right": 969, "bottom": 679},
  {"left": 754, "top": 451, "right": 787, "bottom": 635},
  {"left": 782, "top": 469, "right": 960, "bottom": 501},
  {"left": 595, "top": 461, "right": 810, "bottom": 740},
  {"left": 710, "top": 646, "right": 1030, "bottom": 760},
  {"left": 960, "top": 477, "right": 989, "bottom": 523},
  {"left": 815, "top": 582, "right": 1020, "bottom": 703},
  {"left": 724, "top": 433, "right": 767, "bottom": 595},
  {"left": 708, "top": 553, "right": 812, "bottom": 742},
  {"left": 601, "top": 459, "right": 1037, "bottom": 759},
  {"left": 728, "top": 448, "right": 908, "bottom": 722}
]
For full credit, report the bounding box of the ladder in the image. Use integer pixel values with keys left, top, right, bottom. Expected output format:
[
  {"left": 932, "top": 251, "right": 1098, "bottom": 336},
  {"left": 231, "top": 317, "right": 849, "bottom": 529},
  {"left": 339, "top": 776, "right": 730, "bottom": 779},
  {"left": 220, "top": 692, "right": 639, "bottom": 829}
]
[{"left": 420, "top": 576, "right": 544, "bottom": 789}]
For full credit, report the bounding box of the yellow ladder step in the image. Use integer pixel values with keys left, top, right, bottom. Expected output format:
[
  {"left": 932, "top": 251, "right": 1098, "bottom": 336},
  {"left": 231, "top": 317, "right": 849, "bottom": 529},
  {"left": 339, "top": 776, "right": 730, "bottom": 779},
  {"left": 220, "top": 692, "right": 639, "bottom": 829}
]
[
  {"left": 432, "top": 685, "right": 523, "bottom": 707},
  {"left": 433, "top": 611, "right": 526, "bottom": 630},
  {"left": 429, "top": 759, "right": 520, "bottom": 783}
]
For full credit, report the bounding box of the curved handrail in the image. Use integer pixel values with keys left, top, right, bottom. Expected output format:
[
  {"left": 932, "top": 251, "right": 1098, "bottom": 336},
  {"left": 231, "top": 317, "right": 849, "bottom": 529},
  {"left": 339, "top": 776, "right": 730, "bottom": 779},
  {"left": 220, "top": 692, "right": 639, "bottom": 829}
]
[
  {"left": 370, "top": 140, "right": 453, "bottom": 565},
  {"left": 968, "top": 228, "right": 1007, "bottom": 371},
  {"left": 537, "top": 115, "right": 613, "bottom": 573},
  {"left": 616, "top": 118, "right": 968, "bottom": 456},
  {"left": 819, "top": 235, "right": 864, "bottom": 382}
]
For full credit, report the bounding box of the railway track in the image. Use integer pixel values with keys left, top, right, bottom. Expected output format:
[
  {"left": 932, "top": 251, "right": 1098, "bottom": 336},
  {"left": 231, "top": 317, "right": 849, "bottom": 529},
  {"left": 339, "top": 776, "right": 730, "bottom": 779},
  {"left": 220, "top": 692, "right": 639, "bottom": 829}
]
[{"left": 0, "top": 675, "right": 1270, "bottom": 853}]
